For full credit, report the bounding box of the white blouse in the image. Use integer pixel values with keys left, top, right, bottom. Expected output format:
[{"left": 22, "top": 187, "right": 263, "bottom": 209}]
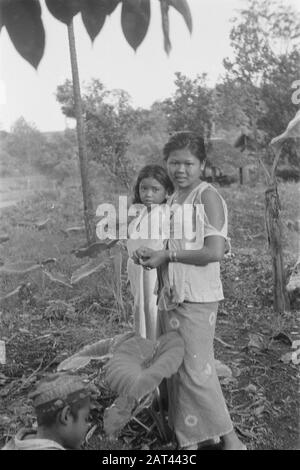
[{"left": 166, "top": 181, "right": 228, "bottom": 304}]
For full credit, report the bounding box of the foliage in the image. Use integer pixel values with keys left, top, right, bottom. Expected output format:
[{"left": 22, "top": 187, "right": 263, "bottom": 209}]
[
  {"left": 58, "top": 330, "right": 184, "bottom": 436},
  {"left": 124, "top": 103, "right": 170, "bottom": 181},
  {"left": 0, "top": 179, "right": 299, "bottom": 449},
  {"left": 56, "top": 79, "right": 139, "bottom": 188},
  {"left": 104, "top": 332, "right": 184, "bottom": 400},
  {"left": 1, "top": 118, "right": 78, "bottom": 180},
  {"left": 218, "top": 0, "right": 300, "bottom": 166},
  {"left": 56, "top": 79, "right": 171, "bottom": 188},
  {"left": 163, "top": 72, "right": 213, "bottom": 138},
  {"left": 4, "top": 118, "right": 45, "bottom": 171},
  {"left": 0, "top": 0, "right": 192, "bottom": 68}
]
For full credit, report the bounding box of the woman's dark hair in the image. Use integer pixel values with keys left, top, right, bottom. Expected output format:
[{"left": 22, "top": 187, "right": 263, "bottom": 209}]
[
  {"left": 132, "top": 164, "right": 174, "bottom": 204},
  {"left": 163, "top": 131, "right": 207, "bottom": 163}
]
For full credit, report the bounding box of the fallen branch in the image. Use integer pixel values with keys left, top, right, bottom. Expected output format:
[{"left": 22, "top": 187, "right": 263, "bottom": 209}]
[{"left": 215, "top": 336, "right": 234, "bottom": 349}]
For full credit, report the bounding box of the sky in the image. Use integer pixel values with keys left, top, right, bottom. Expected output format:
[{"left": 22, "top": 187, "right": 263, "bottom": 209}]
[{"left": 0, "top": 0, "right": 299, "bottom": 132}]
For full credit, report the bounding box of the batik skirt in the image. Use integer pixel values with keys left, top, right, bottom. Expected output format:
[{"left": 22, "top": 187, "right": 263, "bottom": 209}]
[{"left": 157, "top": 301, "right": 233, "bottom": 448}]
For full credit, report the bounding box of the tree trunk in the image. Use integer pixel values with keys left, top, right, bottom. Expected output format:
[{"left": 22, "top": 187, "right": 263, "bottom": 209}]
[
  {"left": 265, "top": 183, "right": 290, "bottom": 312},
  {"left": 68, "top": 20, "right": 95, "bottom": 244},
  {"left": 239, "top": 167, "right": 243, "bottom": 184}
]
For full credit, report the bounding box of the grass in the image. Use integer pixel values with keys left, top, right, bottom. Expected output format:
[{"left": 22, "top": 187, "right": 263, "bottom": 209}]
[{"left": 0, "top": 178, "right": 299, "bottom": 450}]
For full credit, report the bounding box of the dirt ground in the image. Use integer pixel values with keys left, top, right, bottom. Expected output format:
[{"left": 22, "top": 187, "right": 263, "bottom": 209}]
[{"left": 0, "top": 180, "right": 299, "bottom": 450}]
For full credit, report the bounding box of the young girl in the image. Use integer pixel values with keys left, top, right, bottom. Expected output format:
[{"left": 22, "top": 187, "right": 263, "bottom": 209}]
[
  {"left": 127, "top": 164, "right": 173, "bottom": 340},
  {"left": 133, "top": 132, "right": 246, "bottom": 450}
]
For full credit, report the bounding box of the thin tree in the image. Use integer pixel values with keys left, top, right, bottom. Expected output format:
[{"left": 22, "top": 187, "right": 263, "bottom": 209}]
[{"left": 67, "top": 19, "right": 95, "bottom": 244}]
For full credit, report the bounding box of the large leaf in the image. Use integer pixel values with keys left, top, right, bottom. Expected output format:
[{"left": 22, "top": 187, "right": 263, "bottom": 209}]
[
  {"left": 45, "top": 0, "right": 81, "bottom": 25},
  {"left": 103, "top": 395, "right": 135, "bottom": 437},
  {"left": 40, "top": 258, "right": 57, "bottom": 266},
  {"left": 2, "top": 0, "right": 45, "bottom": 68},
  {"left": 34, "top": 217, "right": 51, "bottom": 230},
  {"left": 57, "top": 332, "right": 135, "bottom": 371},
  {"left": 160, "top": 0, "right": 171, "bottom": 54},
  {"left": 105, "top": 332, "right": 185, "bottom": 400},
  {"left": 64, "top": 226, "right": 85, "bottom": 234},
  {"left": 72, "top": 239, "right": 118, "bottom": 258},
  {"left": 81, "top": 0, "right": 107, "bottom": 42},
  {"left": 103, "top": 0, "right": 120, "bottom": 16},
  {"left": 58, "top": 337, "right": 113, "bottom": 372},
  {"left": 168, "top": 0, "right": 192, "bottom": 33},
  {"left": 0, "top": 262, "right": 41, "bottom": 274},
  {"left": 121, "top": 0, "right": 151, "bottom": 51},
  {"left": 70, "top": 255, "right": 108, "bottom": 284},
  {"left": 43, "top": 270, "right": 73, "bottom": 289},
  {"left": 0, "top": 285, "right": 22, "bottom": 302},
  {"left": 215, "top": 360, "right": 232, "bottom": 378}
]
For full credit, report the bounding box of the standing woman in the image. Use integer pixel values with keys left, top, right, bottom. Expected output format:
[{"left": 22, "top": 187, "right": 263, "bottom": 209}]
[{"left": 133, "top": 132, "right": 246, "bottom": 450}]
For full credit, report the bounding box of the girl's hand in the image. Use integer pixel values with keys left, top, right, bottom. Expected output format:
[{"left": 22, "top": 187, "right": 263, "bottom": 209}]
[{"left": 139, "top": 250, "right": 168, "bottom": 269}]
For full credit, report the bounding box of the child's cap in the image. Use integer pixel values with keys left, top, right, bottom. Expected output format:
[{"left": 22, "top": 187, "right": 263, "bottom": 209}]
[{"left": 29, "top": 373, "right": 98, "bottom": 415}]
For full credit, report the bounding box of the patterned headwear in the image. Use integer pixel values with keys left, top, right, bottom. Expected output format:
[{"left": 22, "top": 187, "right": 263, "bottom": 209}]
[{"left": 29, "top": 373, "right": 98, "bottom": 415}]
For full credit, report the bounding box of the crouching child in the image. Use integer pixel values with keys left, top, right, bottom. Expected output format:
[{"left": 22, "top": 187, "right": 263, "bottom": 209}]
[{"left": 2, "top": 373, "right": 97, "bottom": 450}]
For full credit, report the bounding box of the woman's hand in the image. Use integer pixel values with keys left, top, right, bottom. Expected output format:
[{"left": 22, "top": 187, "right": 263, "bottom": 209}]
[
  {"left": 132, "top": 246, "right": 154, "bottom": 265},
  {"left": 139, "top": 250, "right": 169, "bottom": 269}
]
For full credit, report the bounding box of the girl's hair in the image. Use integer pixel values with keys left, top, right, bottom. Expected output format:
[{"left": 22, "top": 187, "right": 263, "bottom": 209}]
[
  {"left": 132, "top": 164, "right": 174, "bottom": 204},
  {"left": 163, "top": 131, "right": 207, "bottom": 163}
]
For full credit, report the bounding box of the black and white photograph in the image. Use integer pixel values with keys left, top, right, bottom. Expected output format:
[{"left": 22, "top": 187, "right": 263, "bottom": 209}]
[{"left": 0, "top": 0, "right": 299, "bottom": 453}]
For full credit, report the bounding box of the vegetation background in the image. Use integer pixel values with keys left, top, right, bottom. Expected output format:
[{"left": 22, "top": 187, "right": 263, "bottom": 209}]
[{"left": 0, "top": 0, "right": 299, "bottom": 450}]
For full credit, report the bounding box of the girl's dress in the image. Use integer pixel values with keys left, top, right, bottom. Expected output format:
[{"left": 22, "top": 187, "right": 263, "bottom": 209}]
[
  {"left": 127, "top": 204, "right": 168, "bottom": 340},
  {"left": 157, "top": 181, "right": 233, "bottom": 448}
]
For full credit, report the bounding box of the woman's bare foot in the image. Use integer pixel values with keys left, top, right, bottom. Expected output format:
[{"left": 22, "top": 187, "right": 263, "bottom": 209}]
[
  {"left": 183, "top": 444, "right": 198, "bottom": 450},
  {"left": 183, "top": 438, "right": 221, "bottom": 450},
  {"left": 221, "top": 430, "right": 246, "bottom": 450}
]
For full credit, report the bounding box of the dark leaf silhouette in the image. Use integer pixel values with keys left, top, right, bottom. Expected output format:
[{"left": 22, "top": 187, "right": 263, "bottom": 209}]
[
  {"left": 45, "top": 0, "right": 81, "bottom": 25},
  {"left": 104, "top": 0, "right": 121, "bottom": 16},
  {"left": 121, "top": 0, "right": 151, "bottom": 51},
  {"left": 168, "top": 0, "right": 192, "bottom": 33},
  {"left": 1, "top": 0, "right": 193, "bottom": 65},
  {"left": 81, "top": 0, "right": 107, "bottom": 42},
  {"left": 1, "top": 0, "right": 45, "bottom": 68},
  {"left": 160, "top": 0, "right": 171, "bottom": 54}
]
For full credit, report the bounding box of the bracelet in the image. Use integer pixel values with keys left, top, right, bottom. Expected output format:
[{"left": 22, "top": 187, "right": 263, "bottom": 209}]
[{"left": 169, "top": 250, "right": 178, "bottom": 262}]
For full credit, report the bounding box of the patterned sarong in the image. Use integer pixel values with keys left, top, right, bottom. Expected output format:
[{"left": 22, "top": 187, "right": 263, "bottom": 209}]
[{"left": 157, "top": 301, "right": 233, "bottom": 448}]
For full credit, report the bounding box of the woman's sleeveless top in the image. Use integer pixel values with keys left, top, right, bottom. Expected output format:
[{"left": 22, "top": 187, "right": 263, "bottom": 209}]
[{"left": 158, "top": 181, "right": 228, "bottom": 308}]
